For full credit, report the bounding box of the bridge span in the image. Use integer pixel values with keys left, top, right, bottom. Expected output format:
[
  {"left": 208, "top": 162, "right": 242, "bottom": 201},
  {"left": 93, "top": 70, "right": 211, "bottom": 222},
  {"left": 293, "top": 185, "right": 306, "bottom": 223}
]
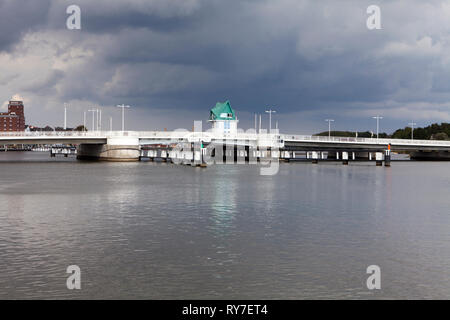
[
  {"left": 1, "top": 130, "right": 450, "bottom": 162},
  {"left": 283, "top": 134, "right": 450, "bottom": 151}
]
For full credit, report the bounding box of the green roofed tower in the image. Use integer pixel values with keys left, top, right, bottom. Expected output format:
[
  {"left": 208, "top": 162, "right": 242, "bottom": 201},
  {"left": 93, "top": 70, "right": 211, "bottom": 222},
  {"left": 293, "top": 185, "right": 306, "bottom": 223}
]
[
  {"left": 209, "top": 101, "right": 236, "bottom": 121},
  {"left": 209, "top": 100, "right": 239, "bottom": 135}
]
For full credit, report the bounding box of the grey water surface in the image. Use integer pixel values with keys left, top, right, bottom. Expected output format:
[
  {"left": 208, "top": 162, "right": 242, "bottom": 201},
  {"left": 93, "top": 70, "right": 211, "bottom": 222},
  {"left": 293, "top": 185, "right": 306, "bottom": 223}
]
[{"left": 0, "top": 152, "right": 449, "bottom": 299}]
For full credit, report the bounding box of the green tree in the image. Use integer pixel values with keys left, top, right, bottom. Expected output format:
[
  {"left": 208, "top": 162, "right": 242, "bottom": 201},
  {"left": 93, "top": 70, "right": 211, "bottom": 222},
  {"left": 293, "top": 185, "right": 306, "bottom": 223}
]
[
  {"left": 432, "top": 132, "right": 449, "bottom": 140},
  {"left": 75, "top": 125, "right": 87, "bottom": 131}
]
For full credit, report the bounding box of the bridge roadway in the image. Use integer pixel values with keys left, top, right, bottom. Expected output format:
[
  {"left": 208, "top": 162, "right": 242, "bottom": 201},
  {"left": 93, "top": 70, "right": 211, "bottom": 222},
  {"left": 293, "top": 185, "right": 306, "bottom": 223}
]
[{"left": 1, "top": 131, "right": 450, "bottom": 151}]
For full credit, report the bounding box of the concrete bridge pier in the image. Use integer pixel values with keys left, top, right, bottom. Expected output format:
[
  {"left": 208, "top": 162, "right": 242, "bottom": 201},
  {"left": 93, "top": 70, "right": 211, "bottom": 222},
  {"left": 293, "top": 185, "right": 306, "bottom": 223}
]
[
  {"left": 77, "top": 136, "right": 140, "bottom": 161},
  {"left": 169, "top": 142, "right": 207, "bottom": 167},
  {"left": 375, "top": 152, "right": 383, "bottom": 166},
  {"left": 311, "top": 151, "right": 319, "bottom": 164},
  {"left": 160, "top": 150, "right": 168, "bottom": 162},
  {"left": 140, "top": 149, "right": 155, "bottom": 161},
  {"left": 280, "top": 150, "right": 291, "bottom": 162},
  {"left": 342, "top": 151, "right": 349, "bottom": 165},
  {"left": 243, "top": 146, "right": 254, "bottom": 163},
  {"left": 149, "top": 150, "right": 156, "bottom": 161}
]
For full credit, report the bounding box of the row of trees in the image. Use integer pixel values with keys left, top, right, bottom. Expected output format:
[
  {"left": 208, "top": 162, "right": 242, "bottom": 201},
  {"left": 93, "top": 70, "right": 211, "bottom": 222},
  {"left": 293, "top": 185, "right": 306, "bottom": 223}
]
[
  {"left": 315, "top": 123, "right": 450, "bottom": 140},
  {"left": 315, "top": 131, "right": 389, "bottom": 138},
  {"left": 27, "top": 125, "right": 87, "bottom": 132},
  {"left": 391, "top": 123, "right": 450, "bottom": 140}
]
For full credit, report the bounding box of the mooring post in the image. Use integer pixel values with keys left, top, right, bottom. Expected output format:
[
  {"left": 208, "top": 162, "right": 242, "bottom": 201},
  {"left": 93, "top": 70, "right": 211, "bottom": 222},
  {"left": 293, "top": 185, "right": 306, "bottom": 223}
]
[
  {"left": 385, "top": 144, "right": 391, "bottom": 167},
  {"left": 200, "top": 145, "right": 207, "bottom": 167}
]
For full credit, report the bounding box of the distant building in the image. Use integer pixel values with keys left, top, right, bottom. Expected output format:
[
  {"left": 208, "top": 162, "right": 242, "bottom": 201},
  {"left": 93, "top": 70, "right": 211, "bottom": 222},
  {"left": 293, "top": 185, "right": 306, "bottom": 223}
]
[
  {"left": 209, "top": 100, "right": 238, "bottom": 135},
  {"left": 0, "top": 97, "right": 26, "bottom": 131}
]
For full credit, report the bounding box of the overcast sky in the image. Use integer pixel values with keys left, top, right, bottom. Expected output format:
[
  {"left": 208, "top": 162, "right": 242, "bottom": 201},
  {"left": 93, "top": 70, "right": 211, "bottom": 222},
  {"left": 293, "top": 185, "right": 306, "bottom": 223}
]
[{"left": 1, "top": 0, "right": 450, "bottom": 134}]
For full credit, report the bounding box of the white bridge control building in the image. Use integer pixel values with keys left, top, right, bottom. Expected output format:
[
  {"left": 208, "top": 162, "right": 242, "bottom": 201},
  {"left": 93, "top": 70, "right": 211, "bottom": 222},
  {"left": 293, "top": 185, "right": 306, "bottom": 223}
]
[{"left": 208, "top": 100, "right": 239, "bottom": 135}]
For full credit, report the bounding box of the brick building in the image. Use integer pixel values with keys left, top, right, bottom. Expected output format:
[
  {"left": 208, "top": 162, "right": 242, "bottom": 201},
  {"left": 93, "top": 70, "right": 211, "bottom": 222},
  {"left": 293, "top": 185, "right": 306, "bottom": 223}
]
[{"left": 0, "top": 98, "right": 26, "bottom": 131}]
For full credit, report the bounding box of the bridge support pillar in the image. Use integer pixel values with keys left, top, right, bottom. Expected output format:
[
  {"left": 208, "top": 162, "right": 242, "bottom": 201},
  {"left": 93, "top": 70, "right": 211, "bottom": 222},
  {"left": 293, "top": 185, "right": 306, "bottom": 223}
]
[
  {"left": 149, "top": 150, "right": 155, "bottom": 161},
  {"left": 375, "top": 152, "right": 383, "bottom": 166},
  {"left": 161, "top": 150, "right": 168, "bottom": 162},
  {"left": 342, "top": 152, "right": 348, "bottom": 165},
  {"left": 311, "top": 151, "right": 319, "bottom": 164},
  {"left": 77, "top": 136, "right": 140, "bottom": 161}
]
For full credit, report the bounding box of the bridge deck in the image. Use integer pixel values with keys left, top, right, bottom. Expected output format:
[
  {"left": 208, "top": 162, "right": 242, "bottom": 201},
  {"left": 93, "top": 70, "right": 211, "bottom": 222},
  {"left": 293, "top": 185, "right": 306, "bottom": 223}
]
[{"left": 0, "top": 131, "right": 450, "bottom": 152}]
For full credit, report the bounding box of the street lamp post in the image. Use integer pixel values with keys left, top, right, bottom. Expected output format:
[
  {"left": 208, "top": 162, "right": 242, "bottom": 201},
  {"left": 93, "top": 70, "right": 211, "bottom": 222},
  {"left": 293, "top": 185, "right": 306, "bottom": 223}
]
[
  {"left": 116, "top": 104, "right": 130, "bottom": 131},
  {"left": 372, "top": 116, "right": 383, "bottom": 140},
  {"left": 259, "top": 114, "right": 262, "bottom": 133},
  {"left": 325, "top": 119, "right": 334, "bottom": 139},
  {"left": 96, "top": 109, "right": 99, "bottom": 131},
  {"left": 88, "top": 109, "right": 96, "bottom": 132},
  {"left": 64, "top": 103, "right": 68, "bottom": 130},
  {"left": 265, "top": 109, "right": 276, "bottom": 133},
  {"left": 408, "top": 121, "right": 416, "bottom": 140}
]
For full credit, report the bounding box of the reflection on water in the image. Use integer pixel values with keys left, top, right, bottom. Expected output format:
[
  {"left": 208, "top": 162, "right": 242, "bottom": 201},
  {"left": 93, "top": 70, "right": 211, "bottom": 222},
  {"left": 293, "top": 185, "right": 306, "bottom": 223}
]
[
  {"left": 210, "top": 171, "right": 237, "bottom": 237},
  {"left": 0, "top": 152, "right": 449, "bottom": 299}
]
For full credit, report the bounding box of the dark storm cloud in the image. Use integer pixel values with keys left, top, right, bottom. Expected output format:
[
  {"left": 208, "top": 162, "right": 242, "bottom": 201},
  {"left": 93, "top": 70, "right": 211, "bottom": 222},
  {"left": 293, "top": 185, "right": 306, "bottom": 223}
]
[
  {"left": 1, "top": 0, "right": 450, "bottom": 131},
  {"left": 0, "top": 0, "right": 51, "bottom": 51}
]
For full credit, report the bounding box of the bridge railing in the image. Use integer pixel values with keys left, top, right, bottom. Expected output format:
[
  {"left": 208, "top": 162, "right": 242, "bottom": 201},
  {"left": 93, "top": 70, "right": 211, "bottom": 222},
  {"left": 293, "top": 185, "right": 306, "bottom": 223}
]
[
  {"left": 0, "top": 130, "right": 265, "bottom": 143},
  {"left": 0, "top": 130, "right": 151, "bottom": 138},
  {"left": 0, "top": 131, "right": 106, "bottom": 137},
  {"left": 2, "top": 131, "right": 450, "bottom": 147},
  {"left": 281, "top": 134, "right": 450, "bottom": 146},
  {"left": 0, "top": 130, "right": 266, "bottom": 141}
]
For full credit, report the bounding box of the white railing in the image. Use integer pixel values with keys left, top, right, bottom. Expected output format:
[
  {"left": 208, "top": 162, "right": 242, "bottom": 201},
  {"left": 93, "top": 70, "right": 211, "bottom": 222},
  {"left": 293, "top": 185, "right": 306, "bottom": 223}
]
[
  {"left": 2, "top": 131, "right": 449, "bottom": 148},
  {"left": 0, "top": 131, "right": 107, "bottom": 137},
  {"left": 137, "top": 131, "right": 261, "bottom": 140},
  {"left": 0, "top": 131, "right": 260, "bottom": 139},
  {"left": 282, "top": 134, "right": 450, "bottom": 146},
  {"left": 0, "top": 130, "right": 150, "bottom": 138}
]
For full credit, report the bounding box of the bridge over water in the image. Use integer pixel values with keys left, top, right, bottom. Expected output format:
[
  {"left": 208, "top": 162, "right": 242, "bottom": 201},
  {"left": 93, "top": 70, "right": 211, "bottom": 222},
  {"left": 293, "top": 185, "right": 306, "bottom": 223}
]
[{"left": 1, "top": 130, "right": 450, "bottom": 163}]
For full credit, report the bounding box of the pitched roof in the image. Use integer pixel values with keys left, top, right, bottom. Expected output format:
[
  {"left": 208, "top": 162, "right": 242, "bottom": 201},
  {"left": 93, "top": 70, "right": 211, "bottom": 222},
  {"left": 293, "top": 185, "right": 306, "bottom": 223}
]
[{"left": 209, "top": 100, "right": 236, "bottom": 120}]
